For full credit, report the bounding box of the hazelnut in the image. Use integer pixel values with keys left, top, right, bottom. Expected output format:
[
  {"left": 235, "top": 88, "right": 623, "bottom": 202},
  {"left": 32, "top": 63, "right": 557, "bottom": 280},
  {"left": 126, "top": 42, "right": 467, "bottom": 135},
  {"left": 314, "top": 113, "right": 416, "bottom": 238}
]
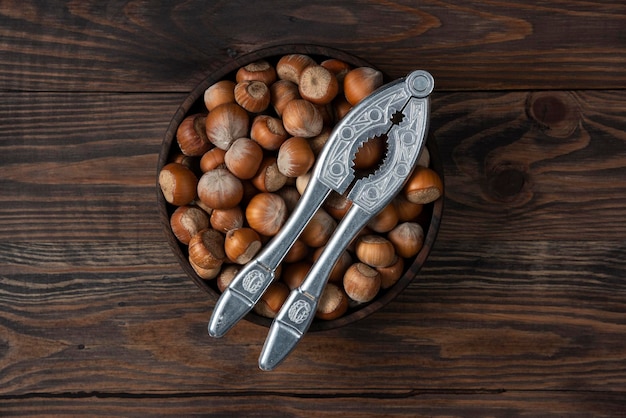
[
  {"left": 343, "top": 262, "right": 381, "bottom": 303},
  {"left": 320, "top": 58, "right": 351, "bottom": 90},
  {"left": 188, "top": 228, "right": 226, "bottom": 269},
  {"left": 169, "top": 152, "right": 199, "bottom": 172},
  {"left": 367, "top": 202, "right": 399, "bottom": 233},
  {"left": 316, "top": 283, "right": 349, "bottom": 320},
  {"left": 377, "top": 256, "right": 404, "bottom": 289},
  {"left": 224, "top": 137, "right": 263, "bottom": 180},
  {"left": 250, "top": 115, "right": 288, "bottom": 151},
  {"left": 217, "top": 264, "right": 240, "bottom": 292},
  {"left": 176, "top": 113, "right": 212, "bottom": 157},
  {"left": 276, "top": 186, "right": 301, "bottom": 212},
  {"left": 170, "top": 205, "right": 210, "bottom": 245},
  {"left": 224, "top": 227, "right": 262, "bottom": 264},
  {"left": 295, "top": 171, "right": 311, "bottom": 195},
  {"left": 251, "top": 156, "right": 288, "bottom": 193},
  {"left": 277, "top": 136, "right": 315, "bottom": 178},
  {"left": 270, "top": 79, "right": 301, "bottom": 117},
  {"left": 193, "top": 199, "right": 214, "bottom": 216},
  {"left": 159, "top": 162, "right": 198, "bottom": 206},
  {"left": 199, "top": 147, "right": 226, "bottom": 173},
  {"left": 205, "top": 102, "right": 249, "bottom": 150},
  {"left": 308, "top": 126, "right": 332, "bottom": 156},
  {"left": 197, "top": 168, "right": 244, "bottom": 209},
  {"left": 298, "top": 65, "right": 339, "bottom": 105},
  {"left": 315, "top": 102, "right": 335, "bottom": 126},
  {"left": 281, "top": 261, "right": 312, "bottom": 290},
  {"left": 236, "top": 60, "right": 277, "bottom": 85},
  {"left": 254, "top": 281, "right": 290, "bottom": 318},
  {"left": 324, "top": 191, "right": 352, "bottom": 220},
  {"left": 353, "top": 135, "right": 385, "bottom": 171},
  {"left": 347, "top": 226, "right": 372, "bottom": 254},
  {"left": 403, "top": 166, "right": 443, "bottom": 204},
  {"left": 332, "top": 95, "right": 352, "bottom": 121},
  {"left": 204, "top": 80, "right": 235, "bottom": 112},
  {"left": 241, "top": 180, "right": 259, "bottom": 206},
  {"left": 234, "top": 80, "right": 271, "bottom": 113},
  {"left": 210, "top": 206, "right": 244, "bottom": 233},
  {"left": 246, "top": 192, "right": 288, "bottom": 236},
  {"left": 189, "top": 256, "right": 221, "bottom": 280},
  {"left": 276, "top": 54, "right": 316, "bottom": 84},
  {"left": 388, "top": 222, "right": 424, "bottom": 258},
  {"left": 393, "top": 195, "right": 424, "bottom": 222},
  {"left": 283, "top": 239, "right": 310, "bottom": 263},
  {"left": 282, "top": 99, "right": 323, "bottom": 138},
  {"left": 343, "top": 67, "right": 384, "bottom": 106},
  {"left": 300, "top": 208, "right": 336, "bottom": 248},
  {"left": 355, "top": 235, "right": 396, "bottom": 268}
]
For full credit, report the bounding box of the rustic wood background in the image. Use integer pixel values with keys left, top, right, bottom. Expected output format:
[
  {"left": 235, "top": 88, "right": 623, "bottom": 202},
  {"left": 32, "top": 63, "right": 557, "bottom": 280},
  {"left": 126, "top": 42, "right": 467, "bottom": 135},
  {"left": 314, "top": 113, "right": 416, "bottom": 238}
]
[{"left": 1, "top": 1, "right": 625, "bottom": 416}]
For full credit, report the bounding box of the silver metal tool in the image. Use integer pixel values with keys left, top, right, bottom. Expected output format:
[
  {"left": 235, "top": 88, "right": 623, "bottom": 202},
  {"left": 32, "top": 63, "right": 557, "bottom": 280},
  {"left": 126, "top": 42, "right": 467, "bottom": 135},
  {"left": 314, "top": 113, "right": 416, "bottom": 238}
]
[{"left": 209, "top": 70, "right": 434, "bottom": 369}]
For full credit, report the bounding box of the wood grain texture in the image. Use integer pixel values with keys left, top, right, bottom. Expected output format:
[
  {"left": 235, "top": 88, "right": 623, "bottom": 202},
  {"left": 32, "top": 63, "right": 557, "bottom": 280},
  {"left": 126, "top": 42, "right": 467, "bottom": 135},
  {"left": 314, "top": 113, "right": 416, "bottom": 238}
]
[
  {"left": 0, "top": 239, "right": 624, "bottom": 394},
  {"left": 432, "top": 90, "right": 626, "bottom": 241},
  {"left": 1, "top": 391, "right": 625, "bottom": 417},
  {"left": 1, "top": 0, "right": 625, "bottom": 415},
  {"left": 0, "top": 92, "right": 178, "bottom": 241},
  {"left": 1, "top": 90, "right": 624, "bottom": 241},
  {"left": 0, "top": 1, "right": 624, "bottom": 92}
]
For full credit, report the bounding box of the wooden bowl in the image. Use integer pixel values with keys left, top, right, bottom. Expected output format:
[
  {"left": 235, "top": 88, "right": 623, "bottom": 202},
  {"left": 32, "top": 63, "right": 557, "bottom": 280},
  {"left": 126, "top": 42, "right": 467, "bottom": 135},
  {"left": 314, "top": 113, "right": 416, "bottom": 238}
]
[{"left": 157, "top": 44, "right": 443, "bottom": 331}]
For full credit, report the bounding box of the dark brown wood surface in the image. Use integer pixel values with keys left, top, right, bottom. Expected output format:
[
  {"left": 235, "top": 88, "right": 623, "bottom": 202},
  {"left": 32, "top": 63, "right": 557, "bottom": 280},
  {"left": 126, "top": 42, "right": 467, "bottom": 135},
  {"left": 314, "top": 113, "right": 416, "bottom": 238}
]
[{"left": 1, "top": 1, "right": 625, "bottom": 416}]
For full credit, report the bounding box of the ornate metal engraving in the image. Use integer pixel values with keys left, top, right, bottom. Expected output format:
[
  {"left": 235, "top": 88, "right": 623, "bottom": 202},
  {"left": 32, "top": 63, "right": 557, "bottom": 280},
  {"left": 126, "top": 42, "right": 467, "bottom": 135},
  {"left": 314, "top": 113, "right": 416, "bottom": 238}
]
[
  {"left": 349, "top": 98, "right": 427, "bottom": 212},
  {"left": 241, "top": 269, "right": 264, "bottom": 294},
  {"left": 318, "top": 80, "right": 411, "bottom": 193},
  {"left": 287, "top": 299, "right": 312, "bottom": 325}
]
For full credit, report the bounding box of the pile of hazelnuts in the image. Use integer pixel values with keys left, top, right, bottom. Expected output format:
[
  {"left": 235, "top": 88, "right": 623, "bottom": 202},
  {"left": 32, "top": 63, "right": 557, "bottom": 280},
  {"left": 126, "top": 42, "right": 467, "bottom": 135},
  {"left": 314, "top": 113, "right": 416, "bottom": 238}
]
[{"left": 159, "top": 53, "right": 443, "bottom": 321}]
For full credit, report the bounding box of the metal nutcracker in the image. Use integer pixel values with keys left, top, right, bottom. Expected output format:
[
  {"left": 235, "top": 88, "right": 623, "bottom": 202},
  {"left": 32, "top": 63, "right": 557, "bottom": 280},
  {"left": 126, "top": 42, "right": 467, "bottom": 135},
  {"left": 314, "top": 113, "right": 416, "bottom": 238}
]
[{"left": 208, "top": 70, "right": 434, "bottom": 370}]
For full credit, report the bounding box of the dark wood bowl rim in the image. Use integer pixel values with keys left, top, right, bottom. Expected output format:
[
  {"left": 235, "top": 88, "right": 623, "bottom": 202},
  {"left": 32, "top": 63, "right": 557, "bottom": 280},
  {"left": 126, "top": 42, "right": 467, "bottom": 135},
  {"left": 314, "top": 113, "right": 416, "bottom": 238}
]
[{"left": 157, "top": 43, "right": 444, "bottom": 332}]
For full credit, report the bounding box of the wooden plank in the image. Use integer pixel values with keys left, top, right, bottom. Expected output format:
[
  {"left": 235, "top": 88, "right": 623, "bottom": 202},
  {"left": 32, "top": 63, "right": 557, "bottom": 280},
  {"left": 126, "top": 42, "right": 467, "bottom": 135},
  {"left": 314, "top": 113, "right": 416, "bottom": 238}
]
[
  {"left": 1, "top": 390, "right": 625, "bottom": 417},
  {"left": 1, "top": 90, "right": 624, "bottom": 241},
  {"left": 1, "top": 0, "right": 623, "bottom": 414},
  {"left": 0, "top": 1, "right": 624, "bottom": 92},
  {"left": 0, "top": 92, "right": 179, "bottom": 241},
  {"left": 431, "top": 89, "right": 626, "bottom": 241},
  {"left": 0, "top": 240, "right": 623, "bottom": 395}
]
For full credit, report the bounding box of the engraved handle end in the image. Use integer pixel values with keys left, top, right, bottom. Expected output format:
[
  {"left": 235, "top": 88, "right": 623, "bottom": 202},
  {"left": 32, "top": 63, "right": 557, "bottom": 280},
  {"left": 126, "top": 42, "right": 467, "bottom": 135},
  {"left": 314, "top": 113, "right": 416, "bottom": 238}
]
[
  {"left": 208, "top": 260, "right": 274, "bottom": 337},
  {"left": 208, "top": 288, "right": 254, "bottom": 338},
  {"left": 258, "top": 319, "right": 302, "bottom": 371},
  {"left": 258, "top": 290, "right": 318, "bottom": 370}
]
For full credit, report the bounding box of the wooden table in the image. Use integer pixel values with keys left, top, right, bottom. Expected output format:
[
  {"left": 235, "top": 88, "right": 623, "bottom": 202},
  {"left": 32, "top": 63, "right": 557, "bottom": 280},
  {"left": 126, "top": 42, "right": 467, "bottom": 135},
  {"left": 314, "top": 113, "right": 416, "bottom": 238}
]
[{"left": 1, "top": 1, "right": 625, "bottom": 416}]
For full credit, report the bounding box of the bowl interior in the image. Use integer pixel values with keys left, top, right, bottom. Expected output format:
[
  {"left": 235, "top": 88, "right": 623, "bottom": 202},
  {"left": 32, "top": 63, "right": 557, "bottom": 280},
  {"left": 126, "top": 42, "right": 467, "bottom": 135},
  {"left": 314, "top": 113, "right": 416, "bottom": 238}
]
[{"left": 157, "top": 44, "right": 443, "bottom": 331}]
